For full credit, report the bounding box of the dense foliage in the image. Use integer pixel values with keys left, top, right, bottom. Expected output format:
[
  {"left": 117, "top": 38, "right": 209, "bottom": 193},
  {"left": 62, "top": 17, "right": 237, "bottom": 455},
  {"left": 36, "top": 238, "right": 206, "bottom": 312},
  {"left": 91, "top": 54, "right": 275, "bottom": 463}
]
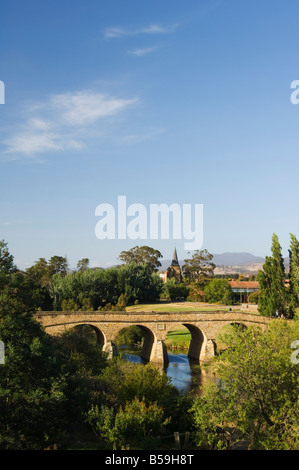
[
  {"left": 191, "top": 320, "right": 299, "bottom": 450},
  {"left": 1, "top": 239, "right": 299, "bottom": 450},
  {"left": 118, "top": 246, "right": 163, "bottom": 273},
  {"left": 204, "top": 279, "right": 233, "bottom": 305}
]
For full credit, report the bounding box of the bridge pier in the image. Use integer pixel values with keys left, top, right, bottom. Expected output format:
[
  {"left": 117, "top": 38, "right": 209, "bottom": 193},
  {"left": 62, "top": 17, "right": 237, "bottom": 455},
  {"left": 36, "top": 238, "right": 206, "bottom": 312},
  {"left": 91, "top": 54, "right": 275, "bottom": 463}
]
[
  {"left": 102, "top": 341, "right": 119, "bottom": 359},
  {"left": 150, "top": 339, "right": 169, "bottom": 366},
  {"left": 185, "top": 324, "right": 206, "bottom": 363},
  {"left": 199, "top": 339, "right": 216, "bottom": 362},
  {"left": 140, "top": 327, "right": 155, "bottom": 363}
]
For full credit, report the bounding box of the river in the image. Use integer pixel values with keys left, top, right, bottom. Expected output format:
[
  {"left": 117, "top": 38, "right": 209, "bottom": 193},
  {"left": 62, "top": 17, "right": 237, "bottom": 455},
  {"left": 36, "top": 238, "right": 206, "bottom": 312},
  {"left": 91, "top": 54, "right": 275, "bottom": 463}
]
[{"left": 118, "top": 345, "right": 218, "bottom": 396}]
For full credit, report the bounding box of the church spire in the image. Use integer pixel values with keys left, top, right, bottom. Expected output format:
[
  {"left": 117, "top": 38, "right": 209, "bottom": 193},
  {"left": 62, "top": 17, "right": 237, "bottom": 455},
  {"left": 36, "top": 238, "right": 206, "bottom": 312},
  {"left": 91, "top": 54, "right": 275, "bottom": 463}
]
[{"left": 171, "top": 247, "right": 179, "bottom": 266}]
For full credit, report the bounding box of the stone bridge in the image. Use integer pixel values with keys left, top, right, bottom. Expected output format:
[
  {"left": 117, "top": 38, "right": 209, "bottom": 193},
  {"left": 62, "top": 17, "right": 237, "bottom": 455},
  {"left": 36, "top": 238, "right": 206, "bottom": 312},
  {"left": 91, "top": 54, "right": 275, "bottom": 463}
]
[{"left": 35, "top": 310, "right": 273, "bottom": 366}]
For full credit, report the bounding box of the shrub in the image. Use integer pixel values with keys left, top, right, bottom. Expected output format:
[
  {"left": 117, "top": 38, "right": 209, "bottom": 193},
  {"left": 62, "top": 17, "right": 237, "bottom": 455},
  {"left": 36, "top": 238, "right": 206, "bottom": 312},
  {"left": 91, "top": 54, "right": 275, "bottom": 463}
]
[{"left": 204, "top": 279, "right": 233, "bottom": 305}]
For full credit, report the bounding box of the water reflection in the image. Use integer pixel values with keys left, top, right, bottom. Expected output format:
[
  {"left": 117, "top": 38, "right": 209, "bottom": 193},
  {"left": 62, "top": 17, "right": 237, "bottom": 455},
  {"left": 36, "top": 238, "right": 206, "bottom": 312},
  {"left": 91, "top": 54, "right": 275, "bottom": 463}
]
[{"left": 118, "top": 345, "right": 218, "bottom": 396}]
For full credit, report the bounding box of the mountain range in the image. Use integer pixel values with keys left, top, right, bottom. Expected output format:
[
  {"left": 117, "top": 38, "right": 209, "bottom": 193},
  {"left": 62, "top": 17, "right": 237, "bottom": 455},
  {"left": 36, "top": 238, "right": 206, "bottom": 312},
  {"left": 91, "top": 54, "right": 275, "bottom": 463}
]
[{"left": 160, "top": 252, "right": 290, "bottom": 274}]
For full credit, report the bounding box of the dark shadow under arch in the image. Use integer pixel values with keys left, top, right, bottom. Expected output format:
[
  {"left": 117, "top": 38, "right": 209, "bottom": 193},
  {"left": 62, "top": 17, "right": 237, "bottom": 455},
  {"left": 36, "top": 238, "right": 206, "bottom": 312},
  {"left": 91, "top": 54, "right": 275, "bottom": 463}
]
[
  {"left": 115, "top": 325, "right": 156, "bottom": 363},
  {"left": 70, "top": 323, "right": 105, "bottom": 349},
  {"left": 183, "top": 323, "right": 205, "bottom": 363}
]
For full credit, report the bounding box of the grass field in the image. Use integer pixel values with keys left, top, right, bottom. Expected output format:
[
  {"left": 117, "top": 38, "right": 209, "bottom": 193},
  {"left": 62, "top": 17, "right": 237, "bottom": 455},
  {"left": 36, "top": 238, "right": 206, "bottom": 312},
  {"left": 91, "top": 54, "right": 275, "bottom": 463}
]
[
  {"left": 125, "top": 301, "right": 246, "bottom": 313},
  {"left": 125, "top": 301, "right": 258, "bottom": 351},
  {"left": 165, "top": 324, "right": 239, "bottom": 351},
  {"left": 165, "top": 327, "right": 191, "bottom": 350}
]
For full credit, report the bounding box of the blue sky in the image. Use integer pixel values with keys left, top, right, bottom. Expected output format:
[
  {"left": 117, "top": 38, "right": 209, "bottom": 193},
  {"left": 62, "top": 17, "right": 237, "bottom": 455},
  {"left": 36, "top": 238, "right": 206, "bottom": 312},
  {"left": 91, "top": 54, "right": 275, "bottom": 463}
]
[{"left": 1, "top": 0, "right": 299, "bottom": 270}]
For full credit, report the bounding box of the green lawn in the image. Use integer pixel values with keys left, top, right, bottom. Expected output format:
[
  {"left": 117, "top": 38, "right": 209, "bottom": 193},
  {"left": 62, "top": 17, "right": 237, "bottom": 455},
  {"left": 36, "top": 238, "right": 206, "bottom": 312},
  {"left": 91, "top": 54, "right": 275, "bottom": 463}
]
[
  {"left": 165, "top": 324, "right": 242, "bottom": 352},
  {"left": 126, "top": 301, "right": 241, "bottom": 313},
  {"left": 165, "top": 327, "right": 191, "bottom": 349}
]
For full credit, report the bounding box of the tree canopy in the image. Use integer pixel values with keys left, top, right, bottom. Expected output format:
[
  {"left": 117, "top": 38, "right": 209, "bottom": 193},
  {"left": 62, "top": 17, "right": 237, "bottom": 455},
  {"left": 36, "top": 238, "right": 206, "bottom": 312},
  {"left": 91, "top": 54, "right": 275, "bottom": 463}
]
[
  {"left": 257, "top": 233, "right": 288, "bottom": 317},
  {"left": 118, "top": 245, "right": 163, "bottom": 272},
  {"left": 191, "top": 320, "right": 299, "bottom": 450},
  {"left": 183, "top": 249, "right": 215, "bottom": 282}
]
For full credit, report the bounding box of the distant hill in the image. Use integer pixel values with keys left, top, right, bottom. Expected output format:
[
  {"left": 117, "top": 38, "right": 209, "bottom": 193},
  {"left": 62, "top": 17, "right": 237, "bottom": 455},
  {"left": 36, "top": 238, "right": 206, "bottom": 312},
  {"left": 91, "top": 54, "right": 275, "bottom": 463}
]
[
  {"left": 159, "top": 252, "right": 290, "bottom": 274},
  {"left": 160, "top": 252, "right": 264, "bottom": 270},
  {"left": 211, "top": 252, "right": 265, "bottom": 266}
]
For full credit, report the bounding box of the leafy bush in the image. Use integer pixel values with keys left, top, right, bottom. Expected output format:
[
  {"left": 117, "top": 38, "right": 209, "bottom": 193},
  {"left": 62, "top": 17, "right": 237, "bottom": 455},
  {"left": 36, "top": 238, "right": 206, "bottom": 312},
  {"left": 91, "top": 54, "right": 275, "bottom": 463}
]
[
  {"left": 163, "top": 279, "right": 190, "bottom": 301},
  {"left": 204, "top": 279, "right": 233, "bottom": 305}
]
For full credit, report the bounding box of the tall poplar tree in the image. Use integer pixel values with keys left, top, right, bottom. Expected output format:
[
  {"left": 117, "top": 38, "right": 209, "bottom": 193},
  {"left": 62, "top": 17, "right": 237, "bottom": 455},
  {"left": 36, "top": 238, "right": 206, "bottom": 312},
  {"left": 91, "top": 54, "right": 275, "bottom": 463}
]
[
  {"left": 257, "top": 233, "right": 288, "bottom": 317},
  {"left": 288, "top": 233, "right": 299, "bottom": 317}
]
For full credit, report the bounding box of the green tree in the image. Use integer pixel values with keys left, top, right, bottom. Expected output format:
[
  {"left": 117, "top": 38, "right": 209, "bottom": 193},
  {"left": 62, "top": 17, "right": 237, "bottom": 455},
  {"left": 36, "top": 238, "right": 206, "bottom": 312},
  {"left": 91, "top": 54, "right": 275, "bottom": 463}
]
[
  {"left": 0, "top": 240, "right": 17, "bottom": 292},
  {"left": 118, "top": 263, "right": 163, "bottom": 304},
  {"left": 204, "top": 279, "right": 232, "bottom": 305},
  {"left": 54, "top": 326, "right": 108, "bottom": 378},
  {"left": 0, "top": 292, "right": 69, "bottom": 449},
  {"left": 248, "top": 290, "right": 260, "bottom": 304},
  {"left": 25, "top": 258, "right": 50, "bottom": 286},
  {"left": 24, "top": 258, "right": 53, "bottom": 310},
  {"left": 86, "top": 397, "right": 168, "bottom": 450},
  {"left": 191, "top": 320, "right": 299, "bottom": 450},
  {"left": 183, "top": 249, "right": 215, "bottom": 282},
  {"left": 118, "top": 246, "right": 163, "bottom": 273},
  {"left": 115, "top": 326, "right": 144, "bottom": 347},
  {"left": 61, "top": 298, "right": 79, "bottom": 311},
  {"left": 114, "top": 397, "right": 168, "bottom": 449},
  {"left": 50, "top": 263, "right": 163, "bottom": 311},
  {"left": 48, "top": 255, "right": 68, "bottom": 277},
  {"left": 98, "top": 358, "right": 177, "bottom": 409},
  {"left": 86, "top": 404, "right": 116, "bottom": 447},
  {"left": 163, "top": 278, "right": 190, "bottom": 301},
  {"left": 289, "top": 233, "right": 299, "bottom": 317},
  {"left": 0, "top": 240, "right": 16, "bottom": 275},
  {"left": 116, "top": 293, "right": 127, "bottom": 310},
  {"left": 257, "top": 233, "right": 288, "bottom": 317},
  {"left": 0, "top": 241, "right": 48, "bottom": 310},
  {"left": 77, "top": 258, "right": 89, "bottom": 272}
]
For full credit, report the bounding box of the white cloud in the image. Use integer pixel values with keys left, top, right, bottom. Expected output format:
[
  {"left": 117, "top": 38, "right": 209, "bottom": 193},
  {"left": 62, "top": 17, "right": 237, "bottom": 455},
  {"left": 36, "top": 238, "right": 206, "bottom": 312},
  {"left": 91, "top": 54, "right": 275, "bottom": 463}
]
[
  {"left": 2, "top": 90, "right": 139, "bottom": 158},
  {"left": 122, "top": 127, "right": 165, "bottom": 144},
  {"left": 104, "top": 23, "right": 178, "bottom": 39},
  {"left": 28, "top": 118, "right": 54, "bottom": 131},
  {"left": 104, "top": 27, "right": 127, "bottom": 39},
  {"left": 128, "top": 47, "right": 156, "bottom": 57},
  {"left": 4, "top": 132, "right": 63, "bottom": 155},
  {"left": 141, "top": 24, "right": 178, "bottom": 34},
  {"left": 51, "top": 91, "right": 138, "bottom": 126}
]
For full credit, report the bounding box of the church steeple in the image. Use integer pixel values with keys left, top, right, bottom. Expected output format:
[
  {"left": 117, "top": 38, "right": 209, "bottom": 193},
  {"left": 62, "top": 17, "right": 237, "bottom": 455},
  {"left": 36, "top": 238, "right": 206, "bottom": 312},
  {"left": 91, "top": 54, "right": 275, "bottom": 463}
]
[
  {"left": 171, "top": 247, "right": 179, "bottom": 266},
  {"left": 165, "top": 247, "right": 182, "bottom": 283}
]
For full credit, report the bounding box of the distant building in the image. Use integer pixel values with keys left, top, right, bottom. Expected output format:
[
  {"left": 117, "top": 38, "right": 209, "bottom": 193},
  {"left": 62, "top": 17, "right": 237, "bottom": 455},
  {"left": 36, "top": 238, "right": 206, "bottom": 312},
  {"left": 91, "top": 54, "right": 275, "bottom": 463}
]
[
  {"left": 160, "top": 247, "right": 182, "bottom": 284},
  {"left": 229, "top": 280, "right": 260, "bottom": 303}
]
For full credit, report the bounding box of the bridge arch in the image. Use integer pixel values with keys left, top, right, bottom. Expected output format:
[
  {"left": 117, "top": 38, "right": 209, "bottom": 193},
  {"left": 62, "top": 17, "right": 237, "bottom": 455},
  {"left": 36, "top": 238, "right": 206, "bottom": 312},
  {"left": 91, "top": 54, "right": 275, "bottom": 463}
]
[
  {"left": 114, "top": 324, "right": 157, "bottom": 363},
  {"left": 38, "top": 319, "right": 108, "bottom": 346},
  {"left": 164, "top": 323, "right": 211, "bottom": 363},
  {"left": 83, "top": 324, "right": 105, "bottom": 348}
]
